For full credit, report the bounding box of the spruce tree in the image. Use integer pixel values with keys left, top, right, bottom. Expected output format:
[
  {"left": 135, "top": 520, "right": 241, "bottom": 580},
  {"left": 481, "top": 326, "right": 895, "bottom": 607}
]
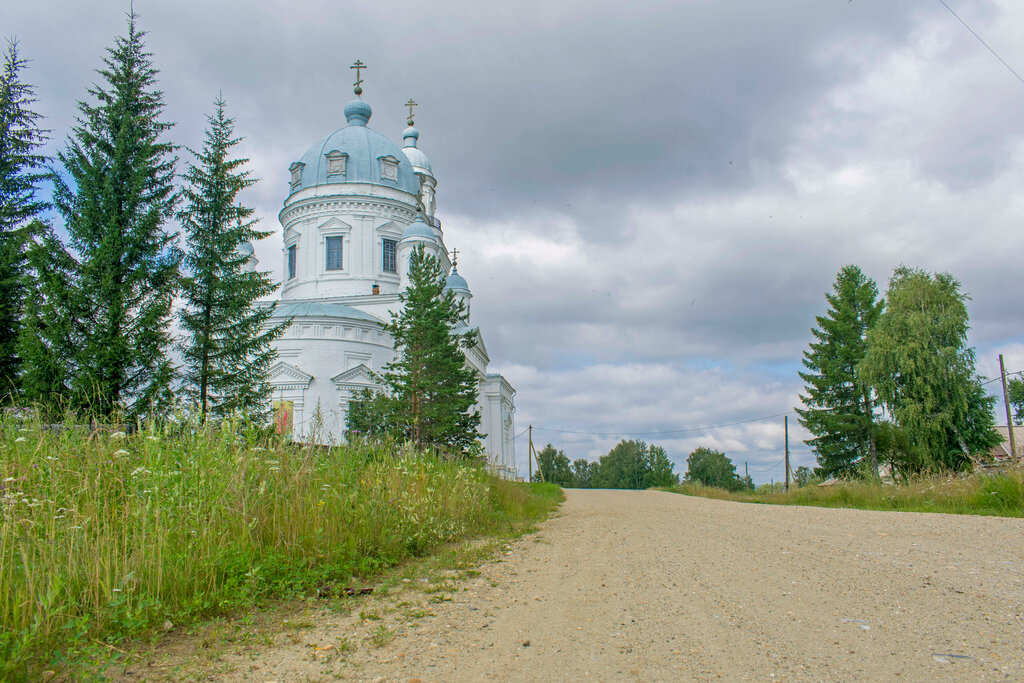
[
  {"left": 0, "top": 39, "right": 49, "bottom": 398},
  {"left": 797, "top": 265, "right": 882, "bottom": 478},
  {"left": 179, "top": 97, "right": 285, "bottom": 421},
  {"left": 49, "top": 13, "right": 180, "bottom": 417},
  {"left": 859, "top": 267, "right": 999, "bottom": 473},
  {"left": 379, "top": 245, "right": 482, "bottom": 456},
  {"left": 18, "top": 224, "right": 76, "bottom": 412}
]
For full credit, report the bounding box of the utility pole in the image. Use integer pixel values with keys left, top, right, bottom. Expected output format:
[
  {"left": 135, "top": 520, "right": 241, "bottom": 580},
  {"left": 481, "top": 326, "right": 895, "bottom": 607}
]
[
  {"left": 782, "top": 417, "right": 790, "bottom": 491},
  {"left": 999, "top": 355, "right": 1018, "bottom": 461},
  {"left": 528, "top": 425, "right": 533, "bottom": 481}
]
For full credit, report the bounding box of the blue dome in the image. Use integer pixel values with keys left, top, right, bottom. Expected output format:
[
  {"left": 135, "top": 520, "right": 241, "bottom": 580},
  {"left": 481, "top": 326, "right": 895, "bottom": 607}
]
[
  {"left": 402, "top": 127, "right": 432, "bottom": 175},
  {"left": 290, "top": 101, "right": 420, "bottom": 196},
  {"left": 445, "top": 268, "right": 470, "bottom": 293},
  {"left": 401, "top": 220, "right": 436, "bottom": 241}
]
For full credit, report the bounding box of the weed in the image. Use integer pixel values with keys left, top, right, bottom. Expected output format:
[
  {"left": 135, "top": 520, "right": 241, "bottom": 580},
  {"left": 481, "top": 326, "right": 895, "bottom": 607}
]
[
  {"left": 369, "top": 624, "right": 394, "bottom": 648},
  {"left": 672, "top": 468, "right": 1024, "bottom": 517},
  {"left": 0, "top": 413, "right": 562, "bottom": 679}
]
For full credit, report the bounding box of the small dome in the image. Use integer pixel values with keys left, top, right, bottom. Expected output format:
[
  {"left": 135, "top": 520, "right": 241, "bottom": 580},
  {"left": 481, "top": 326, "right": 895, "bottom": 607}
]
[
  {"left": 343, "top": 99, "right": 372, "bottom": 126},
  {"left": 402, "top": 126, "right": 432, "bottom": 175},
  {"left": 237, "top": 242, "right": 254, "bottom": 256},
  {"left": 445, "top": 268, "right": 470, "bottom": 293},
  {"left": 401, "top": 219, "right": 436, "bottom": 242}
]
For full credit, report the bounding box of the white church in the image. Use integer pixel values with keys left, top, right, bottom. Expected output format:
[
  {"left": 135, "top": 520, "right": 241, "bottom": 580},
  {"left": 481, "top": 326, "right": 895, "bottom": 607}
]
[{"left": 260, "top": 66, "right": 516, "bottom": 475}]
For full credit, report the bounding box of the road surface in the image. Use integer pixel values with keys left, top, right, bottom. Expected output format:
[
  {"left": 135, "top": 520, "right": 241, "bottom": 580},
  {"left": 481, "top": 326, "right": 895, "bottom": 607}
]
[{"left": 144, "top": 489, "right": 1024, "bottom": 681}]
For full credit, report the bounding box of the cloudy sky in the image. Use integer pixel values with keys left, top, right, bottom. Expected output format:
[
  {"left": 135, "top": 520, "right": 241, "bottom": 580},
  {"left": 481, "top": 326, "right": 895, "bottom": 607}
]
[{"left": 8, "top": 0, "right": 1024, "bottom": 481}]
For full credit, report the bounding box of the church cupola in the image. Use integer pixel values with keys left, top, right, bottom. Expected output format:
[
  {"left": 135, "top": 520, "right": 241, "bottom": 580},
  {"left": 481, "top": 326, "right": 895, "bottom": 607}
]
[
  {"left": 400, "top": 99, "right": 437, "bottom": 219},
  {"left": 398, "top": 219, "right": 439, "bottom": 281},
  {"left": 445, "top": 250, "right": 472, "bottom": 321}
]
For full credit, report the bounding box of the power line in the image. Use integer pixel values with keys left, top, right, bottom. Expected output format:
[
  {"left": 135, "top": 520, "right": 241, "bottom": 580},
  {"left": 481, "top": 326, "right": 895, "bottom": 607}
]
[
  {"left": 978, "top": 370, "right": 1019, "bottom": 387},
  {"left": 749, "top": 457, "right": 785, "bottom": 473},
  {"left": 525, "top": 412, "right": 788, "bottom": 438},
  {"left": 937, "top": 0, "right": 1024, "bottom": 87}
]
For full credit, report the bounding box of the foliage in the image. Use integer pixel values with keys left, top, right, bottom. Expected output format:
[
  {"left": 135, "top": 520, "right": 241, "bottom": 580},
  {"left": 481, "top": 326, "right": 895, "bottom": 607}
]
[
  {"left": 570, "top": 457, "right": 596, "bottom": 488},
  {"left": 356, "top": 245, "right": 482, "bottom": 456},
  {"left": 0, "top": 39, "right": 49, "bottom": 397},
  {"left": 684, "top": 446, "right": 747, "bottom": 491},
  {"left": 673, "top": 468, "right": 1024, "bottom": 519},
  {"left": 178, "top": 97, "right": 285, "bottom": 421},
  {"left": 0, "top": 412, "right": 560, "bottom": 679},
  {"left": 859, "top": 267, "right": 999, "bottom": 475},
  {"left": 1009, "top": 377, "right": 1024, "bottom": 426},
  {"left": 797, "top": 265, "right": 883, "bottom": 478},
  {"left": 31, "top": 13, "right": 180, "bottom": 419},
  {"left": 793, "top": 465, "right": 815, "bottom": 488},
  {"left": 533, "top": 443, "right": 572, "bottom": 485},
  {"left": 587, "top": 439, "right": 679, "bottom": 489},
  {"left": 16, "top": 224, "right": 76, "bottom": 414}
]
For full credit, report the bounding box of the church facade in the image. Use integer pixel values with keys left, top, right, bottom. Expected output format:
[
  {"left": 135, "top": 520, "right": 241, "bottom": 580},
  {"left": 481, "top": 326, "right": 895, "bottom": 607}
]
[{"left": 263, "top": 78, "right": 516, "bottom": 476}]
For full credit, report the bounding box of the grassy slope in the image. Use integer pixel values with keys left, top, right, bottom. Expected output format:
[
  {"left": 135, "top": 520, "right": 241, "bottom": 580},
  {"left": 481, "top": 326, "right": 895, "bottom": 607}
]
[
  {"left": 672, "top": 469, "right": 1024, "bottom": 517},
  {"left": 0, "top": 416, "right": 561, "bottom": 679}
]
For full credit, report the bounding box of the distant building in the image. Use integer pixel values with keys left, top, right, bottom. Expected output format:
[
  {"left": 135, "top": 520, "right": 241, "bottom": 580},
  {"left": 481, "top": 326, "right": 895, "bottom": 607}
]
[
  {"left": 987, "top": 425, "right": 1023, "bottom": 464},
  {"left": 261, "top": 74, "right": 515, "bottom": 475}
]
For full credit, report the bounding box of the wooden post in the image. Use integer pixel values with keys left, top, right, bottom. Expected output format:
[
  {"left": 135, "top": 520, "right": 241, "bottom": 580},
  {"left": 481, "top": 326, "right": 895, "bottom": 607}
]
[
  {"left": 999, "top": 355, "right": 1018, "bottom": 461},
  {"left": 528, "top": 425, "right": 533, "bottom": 481},
  {"left": 784, "top": 415, "right": 790, "bottom": 492}
]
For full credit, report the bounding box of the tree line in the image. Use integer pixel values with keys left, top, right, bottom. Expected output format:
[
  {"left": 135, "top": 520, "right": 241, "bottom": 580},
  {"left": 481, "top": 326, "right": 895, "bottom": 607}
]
[
  {"left": 2, "top": 14, "right": 286, "bottom": 421},
  {"left": 533, "top": 439, "right": 763, "bottom": 491},
  {"left": 798, "top": 264, "right": 1002, "bottom": 481},
  {"left": 533, "top": 439, "right": 679, "bottom": 489}
]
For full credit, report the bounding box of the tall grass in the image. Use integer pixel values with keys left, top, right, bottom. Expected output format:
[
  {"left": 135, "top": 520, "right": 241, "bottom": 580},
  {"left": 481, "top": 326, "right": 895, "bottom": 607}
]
[
  {"left": 673, "top": 469, "right": 1024, "bottom": 517},
  {"left": 0, "top": 413, "right": 560, "bottom": 678}
]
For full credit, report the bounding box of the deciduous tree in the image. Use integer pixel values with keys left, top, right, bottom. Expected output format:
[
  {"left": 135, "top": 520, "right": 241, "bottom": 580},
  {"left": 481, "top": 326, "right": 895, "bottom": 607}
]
[
  {"left": 685, "top": 447, "right": 744, "bottom": 491},
  {"left": 533, "top": 444, "right": 572, "bottom": 485},
  {"left": 859, "top": 267, "right": 999, "bottom": 473}
]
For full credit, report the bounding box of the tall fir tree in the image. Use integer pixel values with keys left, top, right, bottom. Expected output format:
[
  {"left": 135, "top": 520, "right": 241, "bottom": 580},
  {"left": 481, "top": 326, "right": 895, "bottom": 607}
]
[
  {"left": 46, "top": 13, "right": 180, "bottom": 417},
  {"left": 0, "top": 39, "right": 49, "bottom": 398},
  {"left": 859, "top": 266, "right": 999, "bottom": 473},
  {"left": 375, "top": 245, "right": 483, "bottom": 455},
  {"left": 178, "top": 97, "right": 285, "bottom": 420},
  {"left": 797, "top": 265, "right": 883, "bottom": 478}
]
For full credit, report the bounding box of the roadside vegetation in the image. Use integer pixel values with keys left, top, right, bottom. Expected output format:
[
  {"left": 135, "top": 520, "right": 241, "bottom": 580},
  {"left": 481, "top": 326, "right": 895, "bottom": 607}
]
[
  {"left": 672, "top": 468, "right": 1024, "bottom": 517},
  {"left": 533, "top": 439, "right": 678, "bottom": 489},
  {"left": 0, "top": 413, "right": 561, "bottom": 680}
]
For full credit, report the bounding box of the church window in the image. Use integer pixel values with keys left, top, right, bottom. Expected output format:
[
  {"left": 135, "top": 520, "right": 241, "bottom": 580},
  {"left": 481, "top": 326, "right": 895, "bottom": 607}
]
[
  {"left": 325, "top": 151, "right": 347, "bottom": 180},
  {"left": 288, "top": 162, "right": 305, "bottom": 191},
  {"left": 379, "top": 155, "right": 399, "bottom": 181},
  {"left": 382, "top": 238, "right": 397, "bottom": 273},
  {"left": 287, "top": 245, "right": 297, "bottom": 279},
  {"left": 325, "top": 236, "right": 344, "bottom": 271}
]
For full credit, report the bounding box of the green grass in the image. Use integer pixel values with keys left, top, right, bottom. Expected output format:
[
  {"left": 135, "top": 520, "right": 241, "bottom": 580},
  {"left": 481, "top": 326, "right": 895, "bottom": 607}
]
[
  {"left": 672, "top": 468, "right": 1024, "bottom": 517},
  {"left": 0, "top": 413, "right": 562, "bottom": 679}
]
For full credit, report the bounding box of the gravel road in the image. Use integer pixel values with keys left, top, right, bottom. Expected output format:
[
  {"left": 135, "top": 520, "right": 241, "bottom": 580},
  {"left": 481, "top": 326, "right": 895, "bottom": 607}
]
[
  {"left": 348, "top": 489, "right": 1024, "bottom": 682},
  {"left": 158, "top": 489, "right": 1024, "bottom": 681}
]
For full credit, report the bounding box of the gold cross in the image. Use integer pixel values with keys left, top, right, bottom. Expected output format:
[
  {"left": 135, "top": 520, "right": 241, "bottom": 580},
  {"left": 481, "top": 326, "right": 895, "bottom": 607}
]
[
  {"left": 405, "top": 98, "right": 418, "bottom": 125},
  {"left": 351, "top": 59, "right": 367, "bottom": 95},
  {"left": 451, "top": 248, "right": 459, "bottom": 268}
]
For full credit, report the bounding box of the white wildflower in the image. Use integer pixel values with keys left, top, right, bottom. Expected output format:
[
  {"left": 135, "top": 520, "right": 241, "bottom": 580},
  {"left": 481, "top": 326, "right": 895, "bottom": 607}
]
[
  {"left": 114, "top": 449, "right": 130, "bottom": 457},
  {"left": 110, "top": 431, "right": 127, "bottom": 439},
  {"left": 14, "top": 437, "right": 26, "bottom": 443}
]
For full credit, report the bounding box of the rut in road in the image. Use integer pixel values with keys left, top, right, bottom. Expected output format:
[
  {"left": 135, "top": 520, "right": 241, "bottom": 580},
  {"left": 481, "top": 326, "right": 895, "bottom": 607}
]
[{"left": 132, "top": 489, "right": 1024, "bottom": 681}]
